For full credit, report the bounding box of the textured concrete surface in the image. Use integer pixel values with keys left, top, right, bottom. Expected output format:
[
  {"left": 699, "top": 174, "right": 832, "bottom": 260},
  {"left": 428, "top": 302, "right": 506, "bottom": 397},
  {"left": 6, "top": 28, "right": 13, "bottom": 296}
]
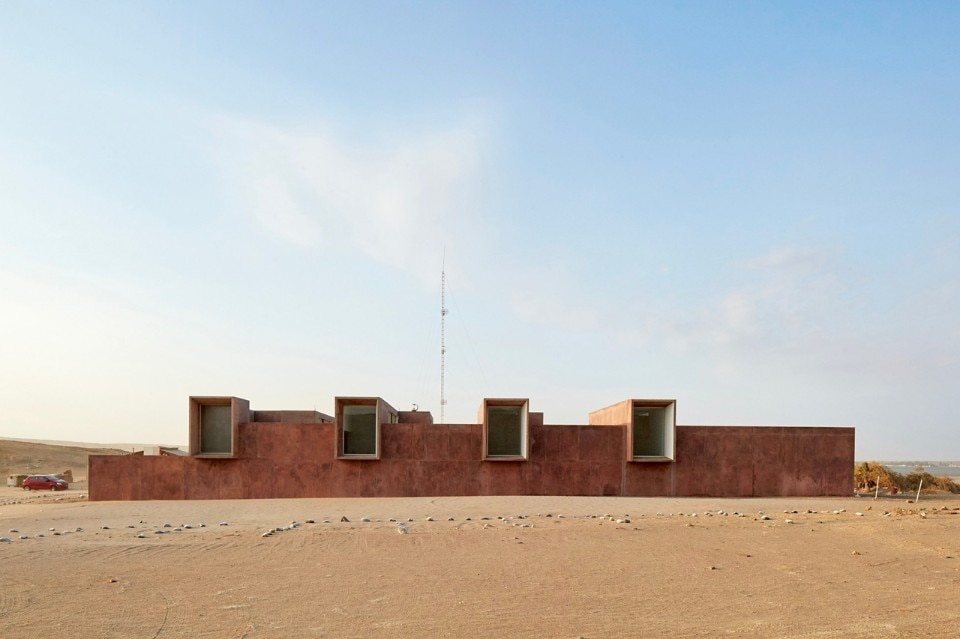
[{"left": 89, "top": 418, "right": 854, "bottom": 500}]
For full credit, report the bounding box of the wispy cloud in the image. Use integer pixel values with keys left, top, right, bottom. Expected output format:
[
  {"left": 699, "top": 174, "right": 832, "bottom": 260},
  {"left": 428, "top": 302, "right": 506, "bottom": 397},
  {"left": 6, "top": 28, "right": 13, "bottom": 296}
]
[
  {"left": 208, "top": 116, "right": 489, "bottom": 286},
  {"left": 738, "top": 247, "right": 830, "bottom": 272}
]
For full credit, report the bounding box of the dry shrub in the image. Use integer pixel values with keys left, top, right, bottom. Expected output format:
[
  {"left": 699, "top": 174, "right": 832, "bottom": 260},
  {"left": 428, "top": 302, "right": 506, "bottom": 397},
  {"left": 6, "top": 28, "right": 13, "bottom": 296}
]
[{"left": 855, "top": 462, "right": 960, "bottom": 494}]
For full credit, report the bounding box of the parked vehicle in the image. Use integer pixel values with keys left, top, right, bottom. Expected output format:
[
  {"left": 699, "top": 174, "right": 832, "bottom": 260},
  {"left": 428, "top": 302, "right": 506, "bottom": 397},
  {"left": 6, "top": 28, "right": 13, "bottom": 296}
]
[{"left": 22, "top": 475, "right": 68, "bottom": 491}]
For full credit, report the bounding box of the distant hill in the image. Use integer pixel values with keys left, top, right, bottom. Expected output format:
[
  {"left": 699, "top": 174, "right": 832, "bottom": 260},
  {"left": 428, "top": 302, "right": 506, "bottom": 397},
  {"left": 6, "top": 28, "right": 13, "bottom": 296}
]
[{"left": 0, "top": 438, "right": 128, "bottom": 482}]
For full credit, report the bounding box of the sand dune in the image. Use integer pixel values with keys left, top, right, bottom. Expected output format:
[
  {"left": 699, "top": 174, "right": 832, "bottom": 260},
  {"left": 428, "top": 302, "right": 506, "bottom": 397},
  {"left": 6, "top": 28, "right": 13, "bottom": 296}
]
[{"left": 1, "top": 438, "right": 127, "bottom": 484}]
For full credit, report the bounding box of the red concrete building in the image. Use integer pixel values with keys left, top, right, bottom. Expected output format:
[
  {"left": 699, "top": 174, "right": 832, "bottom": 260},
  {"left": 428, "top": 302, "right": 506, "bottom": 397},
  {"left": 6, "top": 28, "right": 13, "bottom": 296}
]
[{"left": 88, "top": 396, "right": 854, "bottom": 500}]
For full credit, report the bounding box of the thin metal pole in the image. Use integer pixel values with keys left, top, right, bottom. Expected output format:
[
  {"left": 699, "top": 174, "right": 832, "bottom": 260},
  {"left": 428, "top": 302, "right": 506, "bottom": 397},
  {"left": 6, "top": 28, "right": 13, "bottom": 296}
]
[{"left": 440, "top": 255, "right": 447, "bottom": 424}]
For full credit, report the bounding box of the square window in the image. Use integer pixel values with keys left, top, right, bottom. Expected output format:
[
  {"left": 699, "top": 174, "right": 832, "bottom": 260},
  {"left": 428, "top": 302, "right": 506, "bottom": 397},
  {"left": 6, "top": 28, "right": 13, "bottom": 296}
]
[
  {"left": 200, "top": 405, "right": 232, "bottom": 454},
  {"left": 342, "top": 404, "right": 378, "bottom": 456},
  {"left": 630, "top": 401, "right": 675, "bottom": 461},
  {"left": 482, "top": 399, "right": 529, "bottom": 460},
  {"left": 632, "top": 406, "right": 667, "bottom": 457},
  {"left": 335, "top": 397, "right": 396, "bottom": 459},
  {"left": 588, "top": 398, "right": 676, "bottom": 462},
  {"left": 188, "top": 397, "right": 248, "bottom": 458}
]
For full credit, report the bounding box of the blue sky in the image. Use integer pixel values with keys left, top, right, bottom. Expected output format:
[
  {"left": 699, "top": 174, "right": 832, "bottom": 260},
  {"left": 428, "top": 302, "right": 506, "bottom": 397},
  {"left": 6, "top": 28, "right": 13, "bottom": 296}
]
[{"left": 1, "top": 2, "right": 957, "bottom": 458}]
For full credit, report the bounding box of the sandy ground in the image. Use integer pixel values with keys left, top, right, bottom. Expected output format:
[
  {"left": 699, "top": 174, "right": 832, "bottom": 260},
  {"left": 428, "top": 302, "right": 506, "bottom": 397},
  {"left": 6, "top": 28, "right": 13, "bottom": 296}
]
[{"left": 1, "top": 490, "right": 958, "bottom": 638}]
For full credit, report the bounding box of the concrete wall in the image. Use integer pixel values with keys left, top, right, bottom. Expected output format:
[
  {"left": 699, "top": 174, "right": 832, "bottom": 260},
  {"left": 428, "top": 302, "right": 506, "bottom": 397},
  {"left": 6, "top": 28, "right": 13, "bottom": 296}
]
[{"left": 89, "top": 419, "right": 854, "bottom": 500}]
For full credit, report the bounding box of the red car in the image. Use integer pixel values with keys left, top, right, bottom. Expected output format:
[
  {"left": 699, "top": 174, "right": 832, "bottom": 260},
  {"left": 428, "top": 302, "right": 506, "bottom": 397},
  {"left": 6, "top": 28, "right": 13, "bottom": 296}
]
[{"left": 22, "top": 475, "right": 68, "bottom": 491}]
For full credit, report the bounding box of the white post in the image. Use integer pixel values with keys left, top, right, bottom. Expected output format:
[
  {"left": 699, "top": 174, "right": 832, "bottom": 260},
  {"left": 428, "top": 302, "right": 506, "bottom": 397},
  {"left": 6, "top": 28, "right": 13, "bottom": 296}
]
[
  {"left": 915, "top": 479, "right": 922, "bottom": 503},
  {"left": 875, "top": 476, "right": 880, "bottom": 500}
]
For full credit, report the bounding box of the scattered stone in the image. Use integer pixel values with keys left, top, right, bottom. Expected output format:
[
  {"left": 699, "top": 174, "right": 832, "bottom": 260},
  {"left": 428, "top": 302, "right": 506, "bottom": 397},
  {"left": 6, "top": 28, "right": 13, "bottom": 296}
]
[
  {"left": 198, "top": 523, "right": 206, "bottom": 528},
  {"left": 153, "top": 530, "right": 164, "bottom": 535},
  {"left": 0, "top": 537, "right": 11, "bottom": 543},
  {"left": 855, "top": 512, "right": 864, "bottom": 517},
  {"left": 760, "top": 515, "right": 772, "bottom": 521},
  {"left": 163, "top": 523, "right": 172, "bottom": 528},
  {"left": 53, "top": 531, "right": 61, "bottom": 536},
  {"left": 545, "top": 513, "right": 553, "bottom": 518},
  {"left": 389, "top": 518, "right": 397, "bottom": 522},
  {"left": 305, "top": 519, "right": 315, "bottom": 524},
  {"left": 127, "top": 525, "right": 135, "bottom": 529},
  {"left": 340, "top": 516, "right": 350, "bottom": 522},
  {"left": 851, "top": 550, "right": 861, "bottom": 555},
  {"left": 261, "top": 531, "right": 273, "bottom": 538},
  {"left": 447, "top": 517, "right": 455, "bottom": 521},
  {"left": 136, "top": 533, "right": 146, "bottom": 538},
  {"left": 360, "top": 518, "right": 371, "bottom": 523},
  {"left": 219, "top": 522, "right": 228, "bottom": 526},
  {"left": 9, "top": 529, "right": 18, "bottom": 533},
  {"left": 107, "top": 578, "right": 118, "bottom": 583},
  {"left": 408, "top": 518, "right": 414, "bottom": 522},
  {"left": 37, "top": 533, "right": 44, "bottom": 538},
  {"left": 785, "top": 519, "right": 795, "bottom": 524},
  {"left": 19, "top": 535, "right": 28, "bottom": 540},
  {"left": 656, "top": 512, "right": 664, "bottom": 517},
  {"left": 426, "top": 517, "right": 434, "bottom": 522},
  {"left": 465, "top": 517, "right": 472, "bottom": 521},
  {"left": 48, "top": 527, "right": 56, "bottom": 531},
  {"left": 184, "top": 524, "right": 194, "bottom": 529}
]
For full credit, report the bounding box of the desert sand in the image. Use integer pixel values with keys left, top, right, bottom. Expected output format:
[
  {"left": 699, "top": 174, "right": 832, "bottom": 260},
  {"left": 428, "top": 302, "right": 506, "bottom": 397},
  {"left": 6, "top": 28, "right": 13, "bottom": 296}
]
[{"left": 1, "top": 488, "right": 958, "bottom": 638}]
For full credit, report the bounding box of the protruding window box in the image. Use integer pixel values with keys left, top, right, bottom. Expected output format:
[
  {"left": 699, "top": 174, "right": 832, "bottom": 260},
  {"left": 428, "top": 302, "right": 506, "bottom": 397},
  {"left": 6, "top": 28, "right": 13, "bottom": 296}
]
[
  {"left": 188, "top": 396, "right": 249, "bottom": 458},
  {"left": 589, "top": 399, "right": 676, "bottom": 462},
  {"left": 335, "top": 397, "right": 398, "bottom": 460},
  {"left": 480, "top": 398, "right": 529, "bottom": 461}
]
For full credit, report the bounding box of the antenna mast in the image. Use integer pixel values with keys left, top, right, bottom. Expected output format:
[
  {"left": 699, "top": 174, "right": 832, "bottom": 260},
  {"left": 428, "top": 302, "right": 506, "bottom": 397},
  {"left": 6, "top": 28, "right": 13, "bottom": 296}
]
[{"left": 440, "top": 255, "right": 448, "bottom": 423}]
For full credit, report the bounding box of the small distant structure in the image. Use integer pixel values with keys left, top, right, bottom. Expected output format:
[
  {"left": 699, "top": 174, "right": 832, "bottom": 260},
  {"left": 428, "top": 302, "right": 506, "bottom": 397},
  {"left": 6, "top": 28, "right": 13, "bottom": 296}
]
[
  {"left": 7, "top": 474, "right": 29, "bottom": 488},
  {"left": 126, "top": 446, "right": 188, "bottom": 456}
]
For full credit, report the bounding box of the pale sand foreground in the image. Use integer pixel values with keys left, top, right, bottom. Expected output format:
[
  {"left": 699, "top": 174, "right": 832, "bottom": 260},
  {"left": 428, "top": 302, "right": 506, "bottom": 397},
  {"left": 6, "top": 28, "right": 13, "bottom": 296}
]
[{"left": 1, "top": 491, "right": 958, "bottom": 638}]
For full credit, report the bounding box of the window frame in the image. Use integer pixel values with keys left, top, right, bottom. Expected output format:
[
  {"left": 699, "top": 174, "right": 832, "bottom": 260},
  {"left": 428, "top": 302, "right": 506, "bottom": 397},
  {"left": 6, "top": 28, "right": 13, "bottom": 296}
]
[
  {"left": 335, "top": 397, "right": 397, "bottom": 460},
  {"left": 481, "top": 398, "right": 529, "bottom": 461}
]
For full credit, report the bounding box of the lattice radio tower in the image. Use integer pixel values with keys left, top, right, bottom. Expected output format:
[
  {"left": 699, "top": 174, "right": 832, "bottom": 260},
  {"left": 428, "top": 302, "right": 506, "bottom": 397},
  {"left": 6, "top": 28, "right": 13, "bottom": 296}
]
[{"left": 440, "top": 256, "right": 448, "bottom": 423}]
